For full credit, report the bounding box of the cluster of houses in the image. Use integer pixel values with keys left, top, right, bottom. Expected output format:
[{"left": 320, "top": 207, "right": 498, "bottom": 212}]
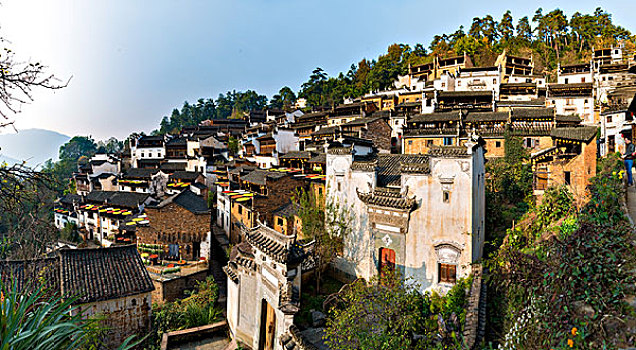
[{"left": 2, "top": 42, "right": 636, "bottom": 350}]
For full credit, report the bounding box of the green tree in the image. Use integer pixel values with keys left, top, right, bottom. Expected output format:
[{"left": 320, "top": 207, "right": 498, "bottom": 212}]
[
  {"left": 58, "top": 136, "right": 97, "bottom": 162},
  {"left": 498, "top": 11, "right": 515, "bottom": 41},
  {"left": 299, "top": 67, "right": 329, "bottom": 107},
  {"left": 293, "top": 188, "right": 347, "bottom": 294},
  {"left": 516, "top": 16, "right": 533, "bottom": 42},
  {"left": 227, "top": 135, "right": 239, "bottom": 155}
]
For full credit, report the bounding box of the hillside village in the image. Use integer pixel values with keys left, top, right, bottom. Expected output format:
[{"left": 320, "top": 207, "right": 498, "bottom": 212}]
[{"left": 2, "top": 7, "right": 636, "bottom": 350}]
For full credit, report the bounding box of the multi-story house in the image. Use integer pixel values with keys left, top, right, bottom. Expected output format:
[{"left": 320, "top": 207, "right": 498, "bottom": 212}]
[
  {"left": 131, "top": 135, "right": 166, "bottom": 169},
  {"left": 531, "top": 126, "right": 598, "bottom": 202},
  {"left": 325, "top": 140, "right": 485, "bottom": 292},
  {"left": 547, "top": 83, "right": 595, "bottom": 125}
]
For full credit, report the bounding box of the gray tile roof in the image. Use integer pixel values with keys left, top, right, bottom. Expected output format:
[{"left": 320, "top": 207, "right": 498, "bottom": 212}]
[
  {"left": 172, "top": 189, "right": 210, "bottom": 214},
  {"left": 550, "top": 126, "right": 598, "bottom": 142},
  {"left": 59, "top": 245, "right": 154, "bottom": 303},
  {"left": 465, "top": 111, "right": 509, "bottom": 122},
  {"left": 85, "top": 191, "right": 150, "bottom": 209},
  {"left": 352, "top": 154, "right": 429, "bottom": 187},
  {"left": 280, "top": 151, "right": 313, "bottom": 159},
  {"left": 123, "top": 168, "right": 160, "bottom": 179},
  {"left": 169, "top": 171, "right": 202, "bottom": 182},
  {"left": 241, "top": 170, "right": 287, "bottom": 186},
  {"left": 0, "top": 246, "right": 154, "bottom": 304},
  {"left": 357, "top": 187, "right": 415, "bottom": 210},
  {"left": 241, "top": 225, "right": 307, "bottom": 264},
  {"left": 410, "top": 111, "right": 462, "bottom": 122},
  {"left": 428, "top": 145, "right": 472, "bottom": 158}
]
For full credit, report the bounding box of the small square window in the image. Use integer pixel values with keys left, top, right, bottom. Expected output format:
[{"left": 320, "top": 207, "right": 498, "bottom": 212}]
[
  {"left": 495, "top": 141, "right": 501, "bottom": 148},
  {"left": 408, "top": 140, "right": 413, "bottom": 145},
  {"left": 277, "top": 218, "right": 284, "bottom": 226}
]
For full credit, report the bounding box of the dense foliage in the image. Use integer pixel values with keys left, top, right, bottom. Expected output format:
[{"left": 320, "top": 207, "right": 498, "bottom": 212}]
[
  {"left": 324, "top": 270, "right": 471, "bottom": 350},
  {"left": 487, "top": 154, "right": 635, "bottom": 348},
  {"left": 484, "top": 135, "right": 533, "bottom": 255},
  {"left": 157, "top": 90, "right": 268, "bottom": 134},
  {"left": 148, "top": 276, "right": 223, "bottom": 349}
]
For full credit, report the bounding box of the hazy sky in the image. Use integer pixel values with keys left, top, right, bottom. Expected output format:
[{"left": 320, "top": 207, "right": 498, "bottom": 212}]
[{"left": 1, "top": 0, "right": 634, "bottom": 140}]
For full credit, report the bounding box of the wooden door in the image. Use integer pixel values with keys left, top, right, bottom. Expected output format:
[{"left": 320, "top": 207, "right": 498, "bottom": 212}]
[
  {"left": 379, "top": 248, "right": 396, "bottom": 277},
  {"left": 259, "top": 300, "right": 276, "bottom": 350}
]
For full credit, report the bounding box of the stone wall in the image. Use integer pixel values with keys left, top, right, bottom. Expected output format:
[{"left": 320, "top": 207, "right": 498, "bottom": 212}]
[
  {"left": 463, "top": 264, "right": 486, "bottom": 350},
  {"left": 362, "top": 119, "right": 392, "bottom": 153},
  {"left": 151, "top": 269, "right": 209, "bottom": 304}
]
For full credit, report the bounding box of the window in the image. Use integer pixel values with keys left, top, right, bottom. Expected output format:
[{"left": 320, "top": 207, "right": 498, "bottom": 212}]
[
  {"left": 457, "top": 81, "right": 462, "bottom": 86},
  {"left": 337, "top": 182, "right": 341, "bottom": 192},
  {"left": 607, "top": 115, "right": 613, "bottom": 123},
  {"left": 149, "top": 153, "right": 153, "bottom": 158},
  {"left": 408, "top": 140, "right": 413, "bottom": 145},
  {"left": 493, "top": 78, "right": 497, "bottom": 84},
  {"left": 238, "top": 206, "right": 243, "bottom": 215},
  {"left": 443, "top": 191, "right": 450, "bottom": 203},
  {"left": 131, "top": 299, "right": 137, "bottom": 306},
  {"left": 443, "top": 137, "right": 453, "bottom": 146},
  {"left": 564, "top": 171, "right": 571, "bottom": 185},
  {"left": 581, "top": 77, "right": 586, "bottom": 83},
  {"left": 277, "top": 217, "right": 284, "bottom": 226},
  {"left": 318, "top": 187, "right": 323, "bottom": 195},
  {"left": 426, "top": 140, "right": 434, "bottom": 147},
  {"left": 441, "top": 82, "right": 446, "bottom": 88},
  {"left": 564, "top": 78, "right": 569, "bottom": 84},
  {"left": 439, "top": 263, "right": 457, "bottom": 284},
  {"left": 495, "top": 141, "right": 501, "bottom": 148},
  {"left": 141, "top": 153, "right": 145, "bottom": 158}
]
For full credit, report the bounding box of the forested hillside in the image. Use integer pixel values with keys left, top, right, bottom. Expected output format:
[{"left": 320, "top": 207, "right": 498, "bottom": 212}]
[{"left": 155, "top": 7, "right": 634, "bottom": 134}]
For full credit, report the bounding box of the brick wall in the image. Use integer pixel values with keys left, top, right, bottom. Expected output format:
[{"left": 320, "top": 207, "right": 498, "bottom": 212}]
[{"left": 548, "top": 137, "right": 597, "bottom": 202}]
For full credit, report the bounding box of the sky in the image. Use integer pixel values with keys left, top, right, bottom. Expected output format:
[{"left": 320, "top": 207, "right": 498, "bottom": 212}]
[{"left": 0, "top": 0, "right": 634, "bottom": 140}]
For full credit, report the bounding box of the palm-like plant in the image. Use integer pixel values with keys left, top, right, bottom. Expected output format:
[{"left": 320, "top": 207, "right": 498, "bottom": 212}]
[{"left": 0, "top": 281, "right": 142, "bottom": 350}]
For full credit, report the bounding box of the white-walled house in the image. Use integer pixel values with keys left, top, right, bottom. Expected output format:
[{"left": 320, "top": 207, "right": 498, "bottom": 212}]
[
  {"left": 325, "top": 139, "right": 485, "bottom": 293},
  {"left": 131, "top": 135, "right": 166, "bottom": 168},
  {"left": 224, "top": 224, "right": 307, "bottom": 350},
  {"left": 547, "top": 83, "right": 595, "bottom": 125}
]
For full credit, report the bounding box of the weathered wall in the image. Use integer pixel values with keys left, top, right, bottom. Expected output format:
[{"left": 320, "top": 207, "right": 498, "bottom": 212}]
[
  {"left": 151, "top": 269, "right": 209, "bottom": 304},
  {"left": 404, "top": 136, "right": 456, "bottom": 155},
  {"left": 482, "top": 138, "right": 506, "bottom": 158},
  {"left": 137, "top": 203, "right": 210, "bottom": 261},
  {"left": 73, "top": 293, "right": 152, "bottom": 349}
]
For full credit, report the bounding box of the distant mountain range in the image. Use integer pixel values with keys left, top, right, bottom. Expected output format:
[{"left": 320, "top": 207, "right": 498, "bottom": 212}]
[{"left": 0, "top": 128, "right": 70, "bottom": 167}]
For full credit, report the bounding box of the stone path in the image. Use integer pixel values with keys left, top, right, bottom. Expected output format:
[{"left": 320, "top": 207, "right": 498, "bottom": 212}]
[{"left": 627, "top": 185, "right": 636, "bottom": 225}]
